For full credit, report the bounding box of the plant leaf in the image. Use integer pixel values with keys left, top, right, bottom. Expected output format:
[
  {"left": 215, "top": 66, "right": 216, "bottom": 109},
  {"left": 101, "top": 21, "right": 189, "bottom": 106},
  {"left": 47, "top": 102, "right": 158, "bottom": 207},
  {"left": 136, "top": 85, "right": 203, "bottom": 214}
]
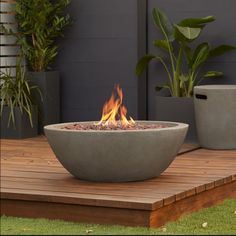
[
  {"left": 178, "top": 16, "right": 215, "bottom": 27},
  {"left": 0, "top": 59, "right": 40, "bottom": 127},
  {"left": 209, "top": 45, "right": 236, "bottom": 57},
  {"left": 184, "top": 46, "right": 193, "bottom": 67},
  {"left": 175, "top": 25, "right": 201, "bottom": 40},
  {"left": 152, "top": 8, "right": 174, "bottom": 41},
  {"left": 192, "top": 42, "right": 210, "bottom": 70},
  {"left": 12, "top": 0, "right": 72, "bottom": 71},
  {"left": 155, "top": 84, "right": 171, "bottom": 92},
  {"left": 153, "top": 39, "right": 173, "bottom": 52},
  {"left": 135, "top": 54, "right": 155, "bottom": 76},
  {"left": 203, "top": 71, "right": 223, "bottom": 78}
]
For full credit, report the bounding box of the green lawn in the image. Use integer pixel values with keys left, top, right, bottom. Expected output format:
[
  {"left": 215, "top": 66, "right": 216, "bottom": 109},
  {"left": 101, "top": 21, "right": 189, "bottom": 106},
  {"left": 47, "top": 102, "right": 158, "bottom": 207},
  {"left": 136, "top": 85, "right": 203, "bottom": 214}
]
[{"left": 1, "top": 199, "right": 236, "bottom": 235}]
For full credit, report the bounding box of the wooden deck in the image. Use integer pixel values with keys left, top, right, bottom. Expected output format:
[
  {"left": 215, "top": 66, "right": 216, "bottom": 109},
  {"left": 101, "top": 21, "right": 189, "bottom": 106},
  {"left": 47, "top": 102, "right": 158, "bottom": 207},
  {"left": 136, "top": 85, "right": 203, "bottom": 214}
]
[{"left": 1, "top": 137, "right": 236, "bottom": 227}]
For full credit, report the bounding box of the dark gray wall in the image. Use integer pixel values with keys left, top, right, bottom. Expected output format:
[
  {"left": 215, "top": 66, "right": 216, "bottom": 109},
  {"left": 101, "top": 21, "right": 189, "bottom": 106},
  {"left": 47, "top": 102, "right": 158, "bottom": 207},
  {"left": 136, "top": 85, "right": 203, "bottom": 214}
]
[
  {"left": 147, "top": 0, "right": 236, "bottom": 119},
  {"left": 54, "top": 0, "right": 236, "bottom": 121},
  {"left": 54, "top": 0, "right": 138, "bottom": 122}
]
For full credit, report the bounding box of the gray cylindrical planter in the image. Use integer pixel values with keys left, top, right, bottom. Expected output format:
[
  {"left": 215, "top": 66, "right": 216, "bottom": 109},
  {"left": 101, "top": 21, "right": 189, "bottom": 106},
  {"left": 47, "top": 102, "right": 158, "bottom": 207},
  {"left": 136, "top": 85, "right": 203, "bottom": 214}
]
[
  {"left": 155, "top": 96, "right": 197, "bottom": 142},
  {"left": 0, "top": 105, "right": 38, "bottom": 139},
  {"left": 28, "top": 71, "right": 60, "bottom": 133},
  {"left": 45, "top": 121, "right": 188, "bottom": 182},
  {"left": 194, "top": 85, "right": 236, "bottom": 149}
]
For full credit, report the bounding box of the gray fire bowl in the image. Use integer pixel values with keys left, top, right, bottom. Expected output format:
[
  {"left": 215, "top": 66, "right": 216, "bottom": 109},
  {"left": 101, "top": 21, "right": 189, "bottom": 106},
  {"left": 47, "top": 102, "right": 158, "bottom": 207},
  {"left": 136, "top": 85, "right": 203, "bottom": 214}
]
[{"left": 44, "top": 121, "right": 188, "bottom": 182}]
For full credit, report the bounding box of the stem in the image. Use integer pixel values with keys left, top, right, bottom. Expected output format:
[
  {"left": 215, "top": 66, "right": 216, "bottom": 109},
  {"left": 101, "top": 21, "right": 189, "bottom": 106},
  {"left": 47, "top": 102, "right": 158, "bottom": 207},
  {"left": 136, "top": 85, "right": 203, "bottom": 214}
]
[
  {"left": 187, "top": 72, "right": 195, "bottom": 97},
  {"left": 32, "top": 33, "right": 36, "bottom": 48},
  {"left": 156, "top": 56, "right": 173, "bottom": 95},
  {"left": 162, "top": 32, "right": 175, "bottom": 78},
  {"left": 183, "top": 79, "right": 188, "bottom": 96},
  {"left": 173, "top": 45, "right": 183, "bottom": 96},
  {"left": 156, "top": 14, "right": 176, "bottom": 84},
  {"left": 32, "top": 34, "right": 37, "bottom": 71}
]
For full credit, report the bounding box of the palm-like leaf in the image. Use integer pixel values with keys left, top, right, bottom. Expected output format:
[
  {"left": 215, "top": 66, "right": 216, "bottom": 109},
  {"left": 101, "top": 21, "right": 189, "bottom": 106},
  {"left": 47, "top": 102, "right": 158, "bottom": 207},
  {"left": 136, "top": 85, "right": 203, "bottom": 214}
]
[
  {"left": 178, "top": 16, "right": 215, "bottom": 28},
  {"left": 191, "top": 43, "right": 210, "bottom": 70},
  {"left": 136, "top": 55, "right": 156, "bottom": 76},
  {"left": 152, "top": 8, "right": 174, "bottom": 41},
  {"left": 155, "top": 84, "right": 171, "bottom": 92},
  {"left": 210, "top": 45, "right": 236, "bottom": 57},
  {"left": 203, "top": 71, "right": 223, "bottom": 78},
  {"left": 153, "top": 39, "right": 173, "bottom": 52}
]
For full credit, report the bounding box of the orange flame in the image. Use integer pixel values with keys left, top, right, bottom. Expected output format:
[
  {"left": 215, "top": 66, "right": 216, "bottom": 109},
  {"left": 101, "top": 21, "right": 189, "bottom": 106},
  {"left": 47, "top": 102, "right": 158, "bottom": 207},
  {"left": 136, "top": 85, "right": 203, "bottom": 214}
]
[{"left": 97, "top": 85, "right": 135, "bottom": 126}]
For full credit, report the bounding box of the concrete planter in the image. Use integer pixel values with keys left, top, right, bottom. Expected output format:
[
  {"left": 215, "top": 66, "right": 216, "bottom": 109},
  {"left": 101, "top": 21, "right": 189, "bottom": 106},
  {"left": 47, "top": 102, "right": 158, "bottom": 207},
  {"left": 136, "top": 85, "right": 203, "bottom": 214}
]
[
  {"left": 155, "top": 96, "right": 197, "bottom": 142},
  {"left": 0, "top": 105, "right": 38, "bottom": 139},
  {"left": 28, "top": 71, "right": 60, "bottom": 134},
  {"left": 45, "top": 121, "right": 188, "bottom": 182},
  {"left": 194, "top": 85, "right": 236, "bottom": 149}
]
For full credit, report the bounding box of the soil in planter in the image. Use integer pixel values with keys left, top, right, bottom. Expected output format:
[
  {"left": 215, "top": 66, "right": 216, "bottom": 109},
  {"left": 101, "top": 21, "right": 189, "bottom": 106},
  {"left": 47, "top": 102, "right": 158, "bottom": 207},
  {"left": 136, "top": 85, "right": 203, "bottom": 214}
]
[{"left": 62, "top": 122, "right": 169, "bottom": 131}]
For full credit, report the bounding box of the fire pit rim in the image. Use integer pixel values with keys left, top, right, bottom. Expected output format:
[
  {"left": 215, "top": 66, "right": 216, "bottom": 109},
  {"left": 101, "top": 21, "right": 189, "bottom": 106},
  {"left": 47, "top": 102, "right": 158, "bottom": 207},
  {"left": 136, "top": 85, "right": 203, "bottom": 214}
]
[{"left": 44, "top": 120, "right": 189, "bottom": 133}]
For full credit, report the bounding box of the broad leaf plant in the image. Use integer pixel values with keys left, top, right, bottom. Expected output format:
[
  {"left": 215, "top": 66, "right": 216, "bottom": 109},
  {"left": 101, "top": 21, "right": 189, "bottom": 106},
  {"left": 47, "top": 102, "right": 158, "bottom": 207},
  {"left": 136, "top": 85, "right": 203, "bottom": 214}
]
[{"left": 136, "top": 7, "right": 236, "bottom": 97}]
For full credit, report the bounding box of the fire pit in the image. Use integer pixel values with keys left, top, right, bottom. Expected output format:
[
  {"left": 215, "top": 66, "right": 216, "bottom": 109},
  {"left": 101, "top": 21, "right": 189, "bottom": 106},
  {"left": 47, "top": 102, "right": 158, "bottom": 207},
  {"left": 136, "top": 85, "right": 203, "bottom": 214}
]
[{"left": 45, "top": 85, "right": 188, "bottom": 182}]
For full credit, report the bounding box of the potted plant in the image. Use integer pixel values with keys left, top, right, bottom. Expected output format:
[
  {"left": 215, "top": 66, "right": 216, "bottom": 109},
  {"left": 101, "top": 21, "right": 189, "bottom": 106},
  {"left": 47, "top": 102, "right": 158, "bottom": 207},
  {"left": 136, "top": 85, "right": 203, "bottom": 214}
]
[
  {"left": 12, "top": 0, "right": 72, "bottom": 133},
  {"left": 0, "top": 60, "right": 40, "bottom": 139},
  {"left": 136, "top": 7, "right": 236, "bottom": 141}
]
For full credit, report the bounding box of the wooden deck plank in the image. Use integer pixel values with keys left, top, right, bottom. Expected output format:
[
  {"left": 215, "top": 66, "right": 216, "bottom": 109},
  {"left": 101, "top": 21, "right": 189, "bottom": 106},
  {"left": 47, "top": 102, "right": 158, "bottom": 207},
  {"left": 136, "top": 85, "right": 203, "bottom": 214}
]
[
  {"left": 0, "top": 137, "right": 236, "bottom": 227},
  {"left": 150, "top": 181, "right": 236, "bottom": 227},
  {"left": 1, "top": 169, "right": 234, "bottom": 205},
  {"left": 1, "top": 181, "right": 180, "bottom": 200},
  {"left": 1, "top": 188, "right": 158, "bottom": 210}
]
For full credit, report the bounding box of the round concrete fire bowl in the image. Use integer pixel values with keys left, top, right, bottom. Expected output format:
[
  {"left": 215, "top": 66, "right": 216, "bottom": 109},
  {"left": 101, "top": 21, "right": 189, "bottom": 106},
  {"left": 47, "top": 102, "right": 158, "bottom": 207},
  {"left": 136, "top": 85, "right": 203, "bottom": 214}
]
[{"left": 44, "top": 121, "right": 188, "bottom": 182}]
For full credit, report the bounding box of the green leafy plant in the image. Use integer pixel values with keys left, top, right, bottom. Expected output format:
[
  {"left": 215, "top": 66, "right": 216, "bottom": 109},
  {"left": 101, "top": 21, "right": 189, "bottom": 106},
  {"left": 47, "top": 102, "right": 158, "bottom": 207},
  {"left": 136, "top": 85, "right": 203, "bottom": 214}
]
[
  {"left": 136, "top": 7, "right": 236, "bottom": 97},
  {"left": 0, "top": 60, "right": 41, "bottom": 127},
  {"left": 4, "top": 0, "right": 72, "bottom": 72}
]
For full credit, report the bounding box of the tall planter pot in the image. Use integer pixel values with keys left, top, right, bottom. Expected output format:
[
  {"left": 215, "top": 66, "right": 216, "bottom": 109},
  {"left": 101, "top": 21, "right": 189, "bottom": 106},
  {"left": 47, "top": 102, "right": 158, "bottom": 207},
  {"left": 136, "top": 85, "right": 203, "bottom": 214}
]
[
  {"left": 0, "top": 105, "right": 38, "bottom": 139},
  {"left": 155, "top": 96, "right": 197, "bottom": 142},
  {"left": 28, "top": 71, "right": 60, "bottom": 133}
]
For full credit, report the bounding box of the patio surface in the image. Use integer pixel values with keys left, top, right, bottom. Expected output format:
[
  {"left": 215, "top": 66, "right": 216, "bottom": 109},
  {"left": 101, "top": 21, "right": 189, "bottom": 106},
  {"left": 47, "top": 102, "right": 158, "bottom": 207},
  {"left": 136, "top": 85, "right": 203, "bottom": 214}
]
[{"left": 1, "top": 137, "right": 236, "bottom": 227}]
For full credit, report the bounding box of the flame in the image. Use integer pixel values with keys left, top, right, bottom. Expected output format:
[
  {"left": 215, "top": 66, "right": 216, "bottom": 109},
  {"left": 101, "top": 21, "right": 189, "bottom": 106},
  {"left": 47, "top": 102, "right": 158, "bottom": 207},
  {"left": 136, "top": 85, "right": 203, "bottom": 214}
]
[{"left": 97, "top": 85, "right": 135, "bottom": 127}]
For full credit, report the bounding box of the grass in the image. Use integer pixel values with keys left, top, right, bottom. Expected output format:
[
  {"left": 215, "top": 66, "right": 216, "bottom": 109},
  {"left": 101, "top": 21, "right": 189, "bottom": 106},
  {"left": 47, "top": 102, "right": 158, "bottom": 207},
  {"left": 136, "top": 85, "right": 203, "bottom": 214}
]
[{"left": 1, "top": 199, "right": 236, "bottom": 235}]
